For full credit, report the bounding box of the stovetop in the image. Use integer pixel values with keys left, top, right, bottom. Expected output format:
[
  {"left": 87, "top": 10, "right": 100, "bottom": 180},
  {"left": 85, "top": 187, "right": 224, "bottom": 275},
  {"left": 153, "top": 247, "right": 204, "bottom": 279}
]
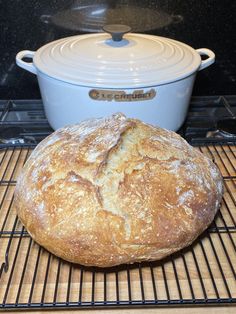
[
  {"left": 0, "top": 95, "right": 236, "bottom": 148},
  {"left": 182, "top": 95, "right": 236, "bottom": 145}
]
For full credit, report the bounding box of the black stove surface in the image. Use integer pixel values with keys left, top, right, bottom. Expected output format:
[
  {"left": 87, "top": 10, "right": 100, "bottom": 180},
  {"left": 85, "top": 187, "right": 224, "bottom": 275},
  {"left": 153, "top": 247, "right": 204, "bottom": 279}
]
[
  {"left": 0, "top": 100, "right": 52, "bottom": 147},
  {"left": 182, "top": 95, "right": 236, "bottom": 145},
  {"left": 0, "top": 96, "right": 236, "bottom": 148}
]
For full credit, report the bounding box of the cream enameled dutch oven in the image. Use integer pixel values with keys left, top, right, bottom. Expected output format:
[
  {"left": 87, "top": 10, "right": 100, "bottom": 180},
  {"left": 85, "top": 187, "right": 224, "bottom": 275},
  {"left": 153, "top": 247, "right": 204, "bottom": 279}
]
[{"left": 16, "top": 25, "right": 215, "bottom": 130}]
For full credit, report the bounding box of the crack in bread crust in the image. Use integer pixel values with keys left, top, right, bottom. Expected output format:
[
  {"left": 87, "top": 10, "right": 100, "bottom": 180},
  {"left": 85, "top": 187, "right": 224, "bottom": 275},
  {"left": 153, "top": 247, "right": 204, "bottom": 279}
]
[{"left": 95, "top": 125, "right": 148, "bottom": 240}]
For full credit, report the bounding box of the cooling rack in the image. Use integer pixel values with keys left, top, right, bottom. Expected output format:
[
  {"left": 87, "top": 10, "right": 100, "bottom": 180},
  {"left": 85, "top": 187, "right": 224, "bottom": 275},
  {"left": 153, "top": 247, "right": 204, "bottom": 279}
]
[{"left": 0, "top": 144, "right": 235, "bottom": 310}]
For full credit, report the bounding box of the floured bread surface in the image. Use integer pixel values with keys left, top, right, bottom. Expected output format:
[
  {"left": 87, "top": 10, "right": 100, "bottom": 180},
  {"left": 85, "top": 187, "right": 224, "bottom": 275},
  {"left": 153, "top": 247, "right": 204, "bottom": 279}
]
[{"left": 14, "top": 113, "right": 224, "bottom": 267}]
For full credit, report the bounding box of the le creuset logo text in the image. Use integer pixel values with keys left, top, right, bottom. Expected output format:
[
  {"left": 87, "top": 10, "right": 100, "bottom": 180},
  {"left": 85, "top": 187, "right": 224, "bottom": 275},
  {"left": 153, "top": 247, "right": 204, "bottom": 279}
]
[{"left": 89, "top": 89, "right": 156, "bottom": 102}]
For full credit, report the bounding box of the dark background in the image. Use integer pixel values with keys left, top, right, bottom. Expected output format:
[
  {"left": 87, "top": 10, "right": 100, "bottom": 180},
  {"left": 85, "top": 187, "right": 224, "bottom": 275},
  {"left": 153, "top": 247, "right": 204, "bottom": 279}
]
[{"left": 1, "top": 0, "right": 235, "bottom": 99}]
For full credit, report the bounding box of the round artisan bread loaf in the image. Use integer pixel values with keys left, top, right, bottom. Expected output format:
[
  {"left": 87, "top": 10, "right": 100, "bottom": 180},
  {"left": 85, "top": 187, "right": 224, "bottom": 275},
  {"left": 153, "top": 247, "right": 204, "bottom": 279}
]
[{"left": 14, "top": 113, "right": 223, "bottom": 267}]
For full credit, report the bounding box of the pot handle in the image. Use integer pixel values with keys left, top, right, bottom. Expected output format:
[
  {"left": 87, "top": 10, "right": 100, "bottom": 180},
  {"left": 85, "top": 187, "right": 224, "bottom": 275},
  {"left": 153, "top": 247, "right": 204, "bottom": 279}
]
[
  {"left": 16, "top": 50, "right": 37, "bottom": 75},
  {"left": 196, "top": 48, "right": 215, "bottom": 71}
]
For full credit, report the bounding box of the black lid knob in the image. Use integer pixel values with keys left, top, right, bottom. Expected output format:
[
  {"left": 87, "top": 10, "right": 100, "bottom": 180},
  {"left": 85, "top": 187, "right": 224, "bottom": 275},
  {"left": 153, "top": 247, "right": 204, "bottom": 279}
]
[{"left": 102, "top": 24, "right": 132, "bottom": 42}]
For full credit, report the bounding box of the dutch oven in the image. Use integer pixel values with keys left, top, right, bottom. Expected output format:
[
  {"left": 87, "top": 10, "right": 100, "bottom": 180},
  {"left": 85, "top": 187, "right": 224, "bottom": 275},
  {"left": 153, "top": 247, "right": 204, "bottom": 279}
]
[{"left": 16, "top": 24, "right": 215, "bottom": 130}]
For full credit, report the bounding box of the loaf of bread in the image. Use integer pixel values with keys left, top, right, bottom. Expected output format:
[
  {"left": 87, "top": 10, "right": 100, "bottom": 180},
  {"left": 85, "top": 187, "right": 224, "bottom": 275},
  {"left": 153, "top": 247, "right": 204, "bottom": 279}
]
[{"left": 14, "top": 113, "right": 223, "bottom": 267}]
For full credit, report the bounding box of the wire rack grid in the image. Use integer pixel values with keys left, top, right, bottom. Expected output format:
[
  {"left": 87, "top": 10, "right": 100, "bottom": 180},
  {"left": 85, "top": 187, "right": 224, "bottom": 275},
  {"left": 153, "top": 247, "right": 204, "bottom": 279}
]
[{"left": 0, "top": 144, "right": 235, "bottom": 310}]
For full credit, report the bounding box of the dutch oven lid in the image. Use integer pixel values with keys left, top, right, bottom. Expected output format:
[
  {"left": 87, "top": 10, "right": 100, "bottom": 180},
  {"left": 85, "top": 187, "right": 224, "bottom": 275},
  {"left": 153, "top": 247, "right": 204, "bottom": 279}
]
[{"left": 34, "top": 24, "right": 202, "bottom": 88}]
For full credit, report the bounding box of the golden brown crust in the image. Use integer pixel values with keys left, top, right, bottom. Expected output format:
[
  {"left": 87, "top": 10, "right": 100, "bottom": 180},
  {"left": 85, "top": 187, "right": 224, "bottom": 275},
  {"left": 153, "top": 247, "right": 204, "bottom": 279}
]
[{"left": 14, "top": 113, "right": 224, "bottom": 267}]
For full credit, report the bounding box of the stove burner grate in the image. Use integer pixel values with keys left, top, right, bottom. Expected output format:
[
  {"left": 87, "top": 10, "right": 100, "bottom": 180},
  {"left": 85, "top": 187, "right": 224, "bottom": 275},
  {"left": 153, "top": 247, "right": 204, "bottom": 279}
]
[{"left": 0, "top": 96, "right": 236, "bottom": 147}]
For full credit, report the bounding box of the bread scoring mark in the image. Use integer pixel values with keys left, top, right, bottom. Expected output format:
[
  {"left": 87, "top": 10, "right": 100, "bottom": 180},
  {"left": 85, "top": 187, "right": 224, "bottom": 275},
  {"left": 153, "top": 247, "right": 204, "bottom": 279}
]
[{"left": 95, "top": 124, "right": 149, "bottom": 240}]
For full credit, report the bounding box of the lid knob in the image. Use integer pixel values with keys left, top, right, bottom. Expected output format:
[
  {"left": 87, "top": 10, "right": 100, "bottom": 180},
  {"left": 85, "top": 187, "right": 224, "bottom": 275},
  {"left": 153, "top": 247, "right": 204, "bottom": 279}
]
[{"left": 102, "top": 24, "right": 132, "bottom": 42}]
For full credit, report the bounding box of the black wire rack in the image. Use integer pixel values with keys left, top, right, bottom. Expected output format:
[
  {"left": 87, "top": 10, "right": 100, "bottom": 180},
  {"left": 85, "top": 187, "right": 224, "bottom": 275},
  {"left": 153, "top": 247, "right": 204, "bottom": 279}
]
[{"left": 0, "top": 144, "right": 235, "bottom": 310}]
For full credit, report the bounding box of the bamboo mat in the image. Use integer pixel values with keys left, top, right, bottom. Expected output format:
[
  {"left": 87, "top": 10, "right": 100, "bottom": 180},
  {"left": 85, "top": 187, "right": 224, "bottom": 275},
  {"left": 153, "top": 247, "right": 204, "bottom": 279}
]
[{"left": 0, "top": 145, "right": 235, "bottom": 310}]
